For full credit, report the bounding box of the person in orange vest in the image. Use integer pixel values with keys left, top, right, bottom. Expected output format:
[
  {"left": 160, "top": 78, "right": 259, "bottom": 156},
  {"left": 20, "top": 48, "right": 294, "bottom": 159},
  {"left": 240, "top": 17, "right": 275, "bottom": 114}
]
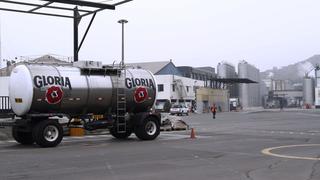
[{"left": 211, "top": 104, "right": 217, "bottom": 119}]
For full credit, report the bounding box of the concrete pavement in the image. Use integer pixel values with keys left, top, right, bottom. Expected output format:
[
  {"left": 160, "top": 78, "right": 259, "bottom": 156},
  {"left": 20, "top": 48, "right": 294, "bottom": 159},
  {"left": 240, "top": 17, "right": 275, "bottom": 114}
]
[{"left": 1, "top": 111, "right": 320, "bottom": 180}]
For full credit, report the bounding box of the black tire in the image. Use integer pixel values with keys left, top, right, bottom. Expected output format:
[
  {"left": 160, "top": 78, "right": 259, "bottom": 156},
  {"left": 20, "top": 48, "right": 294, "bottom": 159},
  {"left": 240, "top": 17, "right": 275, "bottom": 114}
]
[
  {"left": 134, "top": 116, "right": 160, "bottom": 140},
  {"left": 12, "top": 126, "right": 34, "bottom": 145},
  {"left": 32, "top": 120, "right": 63, "bottom": 148},
  {"left": 110, "top": 127, "right": 132, "bottom": 139}
]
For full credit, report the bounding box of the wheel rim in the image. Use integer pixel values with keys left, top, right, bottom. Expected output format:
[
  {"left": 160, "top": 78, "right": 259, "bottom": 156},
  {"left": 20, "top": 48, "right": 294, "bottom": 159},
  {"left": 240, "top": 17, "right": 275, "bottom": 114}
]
[
  {"left": 145, "top": 121, "right": 157, "bottom": 136},
  {"left": 44, "top": 125, "right": 59, "bottom": 142}
]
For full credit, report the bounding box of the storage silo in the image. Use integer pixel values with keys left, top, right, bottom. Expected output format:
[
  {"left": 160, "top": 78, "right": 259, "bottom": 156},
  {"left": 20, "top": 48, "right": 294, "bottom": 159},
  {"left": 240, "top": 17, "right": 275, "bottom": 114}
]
[
  {"left": 315, "top": 69, "right": 320, "bottom": 87},
  {"left": 238, "top": 61, "right": 261, "bottom": 108},
  {"left": 303, "top": 77, "right": 314, "bottom": 105},
  {"left": 217, "top": 62, "right": 238, "bottom": 98},
  {"left": 238, "top": 62, "right": 249, "bottom": 108}
]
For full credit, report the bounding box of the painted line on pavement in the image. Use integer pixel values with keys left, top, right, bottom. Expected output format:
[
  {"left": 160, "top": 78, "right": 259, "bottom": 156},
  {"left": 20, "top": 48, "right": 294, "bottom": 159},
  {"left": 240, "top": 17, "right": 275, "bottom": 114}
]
[{"left": 262, "top": 144, "right": 320, "bottom": 161}]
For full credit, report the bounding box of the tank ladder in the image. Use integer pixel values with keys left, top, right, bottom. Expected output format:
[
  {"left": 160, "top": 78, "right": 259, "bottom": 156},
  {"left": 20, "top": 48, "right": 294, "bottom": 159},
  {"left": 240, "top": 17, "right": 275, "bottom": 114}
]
[{"left": 116, "top": 67, "right": 127, "bottom": 133}]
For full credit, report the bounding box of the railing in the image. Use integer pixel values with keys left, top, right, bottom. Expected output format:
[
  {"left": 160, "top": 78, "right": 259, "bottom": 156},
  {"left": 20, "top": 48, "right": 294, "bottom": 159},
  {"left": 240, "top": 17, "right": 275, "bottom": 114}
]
[{"left": 0, "top": 96, "right": 11, "bottom": 113}]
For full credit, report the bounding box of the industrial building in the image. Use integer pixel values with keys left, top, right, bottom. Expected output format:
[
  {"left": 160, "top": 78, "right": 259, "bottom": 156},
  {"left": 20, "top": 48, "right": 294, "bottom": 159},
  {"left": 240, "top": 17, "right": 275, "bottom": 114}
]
[
  {"left": 177, "top": 66, "right": 229, "bottom": 112},
  {"left": 270, "top": 80, "right": 294, "bottom": 91},
  {"left": 261, "top": 73, "right": 317, "bottom": 108},
  {"left": 128, "top": 62, "right": 229, "bottom": 113},
  {"left": 176, "top": 66, "right": 216, "bottom": 88}
]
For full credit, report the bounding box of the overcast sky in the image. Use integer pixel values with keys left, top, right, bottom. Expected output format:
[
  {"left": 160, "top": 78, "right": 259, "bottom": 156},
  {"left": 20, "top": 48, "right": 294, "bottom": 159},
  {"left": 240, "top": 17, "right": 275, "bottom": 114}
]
[{"left": 1, "top": 0, "right": 320, "bottom": 71}]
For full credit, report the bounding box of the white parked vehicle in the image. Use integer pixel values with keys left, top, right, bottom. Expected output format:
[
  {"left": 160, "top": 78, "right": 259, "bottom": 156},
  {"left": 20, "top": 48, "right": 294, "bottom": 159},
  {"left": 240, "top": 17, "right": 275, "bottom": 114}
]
[{"left": 170, "top": 104, "right": 189, "bottom": 116}]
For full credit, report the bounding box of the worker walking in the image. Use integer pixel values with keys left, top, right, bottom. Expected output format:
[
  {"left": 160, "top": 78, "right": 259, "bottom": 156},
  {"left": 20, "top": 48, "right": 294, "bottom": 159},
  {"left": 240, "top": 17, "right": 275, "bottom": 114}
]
[{"left": 211, "top": 104, "right": 217, "bottom": 119}]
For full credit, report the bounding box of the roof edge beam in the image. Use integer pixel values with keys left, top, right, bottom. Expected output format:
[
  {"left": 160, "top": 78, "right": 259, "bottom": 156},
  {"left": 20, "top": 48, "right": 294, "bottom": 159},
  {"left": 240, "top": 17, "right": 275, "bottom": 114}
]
[
  {"left": 0, "top": 0, "right": 92, "bottom": 13},
  {"left": 0, "top": 7, "right": 73, "bottom": 18},
  {"left": 113, "top": 0, "right": 133, "bottom": 6},
  {"left": 41, "top": 0, "right": 115, "bottom": 10},
  {"left": 29, "top": 2, "right": 53, "bottom": 12}
]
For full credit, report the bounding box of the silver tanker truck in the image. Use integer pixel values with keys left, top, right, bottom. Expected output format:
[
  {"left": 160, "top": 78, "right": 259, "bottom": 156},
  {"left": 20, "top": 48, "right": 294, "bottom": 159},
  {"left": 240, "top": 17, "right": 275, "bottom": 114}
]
[{"left": 7, "top": 61, "right": 160, "bottom": 147}]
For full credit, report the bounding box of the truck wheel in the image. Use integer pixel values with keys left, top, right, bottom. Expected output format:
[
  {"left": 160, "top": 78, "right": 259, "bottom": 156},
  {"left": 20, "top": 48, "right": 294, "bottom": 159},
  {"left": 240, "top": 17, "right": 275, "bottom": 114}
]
[
  {"left": 135, "top": 116, "right": 160, "bottom": 140},
  {"left": 32, "top": 120, "right": 63, "bottom": 148},
  {"left": 12, "top": 126, "right": 34, "bottom": 145},
  {"left": 110, "top": 127, "right": 132, "bottom": 139}
]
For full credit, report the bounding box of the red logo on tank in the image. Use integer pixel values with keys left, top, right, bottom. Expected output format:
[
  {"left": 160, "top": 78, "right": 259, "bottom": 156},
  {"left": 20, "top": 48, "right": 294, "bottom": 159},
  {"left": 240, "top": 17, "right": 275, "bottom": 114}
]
[
  {"left": 134, "top": 87, "right": 148, "bottom": 103},
  {"left": 45, "top": 86, "right": 64, "bottom": 104}
]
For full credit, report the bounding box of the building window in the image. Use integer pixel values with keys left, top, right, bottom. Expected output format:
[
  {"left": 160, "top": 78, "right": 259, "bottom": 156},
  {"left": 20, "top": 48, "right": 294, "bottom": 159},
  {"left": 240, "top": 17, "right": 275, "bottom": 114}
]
[
  {"left": 172, "top": 84, "right": 176, "bottom": 92},
  {"left": 186, "top": 86, "right": 189, "bottom": 92},
  {"left": 158, "top": 84, "right": 164, "bottom": 92}
]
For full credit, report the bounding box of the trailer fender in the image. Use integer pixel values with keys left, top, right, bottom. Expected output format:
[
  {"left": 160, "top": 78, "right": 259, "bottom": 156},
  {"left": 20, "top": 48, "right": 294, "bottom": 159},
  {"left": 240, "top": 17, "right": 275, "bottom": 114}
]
[{"left": 131, "top": 112, "right": 160, "bottom": 127}]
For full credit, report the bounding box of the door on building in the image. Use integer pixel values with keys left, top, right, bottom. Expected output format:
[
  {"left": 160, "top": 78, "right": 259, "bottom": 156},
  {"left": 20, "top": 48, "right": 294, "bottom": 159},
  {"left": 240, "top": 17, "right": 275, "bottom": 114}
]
[{"left": 203, "top": 101, "right": 209, "bottom": 113}]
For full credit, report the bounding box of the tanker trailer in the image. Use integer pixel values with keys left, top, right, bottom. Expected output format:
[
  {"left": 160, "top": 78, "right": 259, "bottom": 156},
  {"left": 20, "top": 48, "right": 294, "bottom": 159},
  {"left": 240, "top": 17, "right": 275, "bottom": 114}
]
[{"left": 8, "top": 62, "right": 160, "bottom": 147}]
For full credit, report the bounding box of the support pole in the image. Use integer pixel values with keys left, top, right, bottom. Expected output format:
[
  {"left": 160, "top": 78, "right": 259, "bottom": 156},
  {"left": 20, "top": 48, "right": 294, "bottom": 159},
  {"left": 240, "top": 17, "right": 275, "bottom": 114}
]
[
  {"left": 78, "top": 13, "right": 96, "bottom": 53},
  {"left": 73, "top": 7, "right": 80, "bottom": 62}
]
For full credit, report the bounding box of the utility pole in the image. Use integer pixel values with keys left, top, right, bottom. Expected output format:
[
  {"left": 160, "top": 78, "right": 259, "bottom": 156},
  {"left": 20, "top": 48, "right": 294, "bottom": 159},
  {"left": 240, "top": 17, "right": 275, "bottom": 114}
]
[{"left": 118, "top": 19, "right": 128, "bottom": 67}]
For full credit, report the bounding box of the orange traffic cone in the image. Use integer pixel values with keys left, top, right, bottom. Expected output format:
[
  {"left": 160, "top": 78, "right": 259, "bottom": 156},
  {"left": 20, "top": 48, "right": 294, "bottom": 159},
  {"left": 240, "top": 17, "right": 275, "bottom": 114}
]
[{"left": 190, "top": 128, "right": 196, "bottom": 139}]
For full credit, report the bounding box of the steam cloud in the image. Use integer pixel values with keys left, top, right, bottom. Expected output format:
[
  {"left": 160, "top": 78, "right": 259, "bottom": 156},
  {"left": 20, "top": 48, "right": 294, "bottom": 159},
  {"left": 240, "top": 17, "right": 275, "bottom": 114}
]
[{"left": 297, "top": 61, "right": 314, "bottom": 77}]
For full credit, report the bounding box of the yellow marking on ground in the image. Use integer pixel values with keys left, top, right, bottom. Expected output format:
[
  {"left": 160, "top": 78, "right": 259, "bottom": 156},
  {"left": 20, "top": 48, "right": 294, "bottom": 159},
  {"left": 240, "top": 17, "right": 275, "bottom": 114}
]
[{"left": 261, "top": 144, "right": 320, "bottom": 161}]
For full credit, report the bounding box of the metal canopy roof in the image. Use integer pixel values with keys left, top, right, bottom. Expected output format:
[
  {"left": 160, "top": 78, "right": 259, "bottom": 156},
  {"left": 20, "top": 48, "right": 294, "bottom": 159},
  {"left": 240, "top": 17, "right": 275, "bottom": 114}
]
[
  {"left": 215, "top": 78, "right": 257, "bottom": 84},
  {"left": 0, "top": 0, "right": 132, "bottom": 18},
  {"left": 0, "top": 0, "right": 133, "bottom": 62}
]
